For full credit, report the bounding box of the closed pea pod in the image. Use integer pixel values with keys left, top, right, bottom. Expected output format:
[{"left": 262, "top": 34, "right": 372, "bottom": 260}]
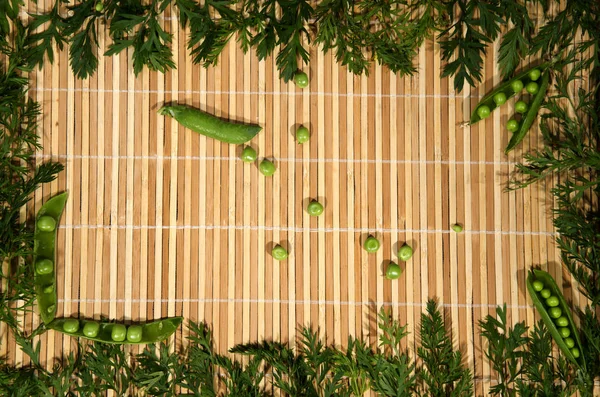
[
  {"left": 526, "top": 269, "right": 585, "bottom": 368},
  {"left": 47, "top": 317, "right": 183, "bottom": 345},
  {"left": 158, "top": 104, "right": 261, "bottom": 145},
  {"left": 34, "top": 192, "right": 68, "bottom": 324}
]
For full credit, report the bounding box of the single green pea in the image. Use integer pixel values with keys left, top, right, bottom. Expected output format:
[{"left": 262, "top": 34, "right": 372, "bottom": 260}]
[
  {"left": 240, "top": 146, "right": 257, "bottom": 163},
  {"left": 526, "top": 81, "right": 539, "bottom": 94},
  {"left": 571, "top": 348, "right": 580, "bottom": 358},
  {"left": 546, "top": 296, "right": 559, "bottom": 307},
  {"left": 493, "top": 92, "right": 507, "bottom": 106},
  {"left": 111, "top": 324, "right": 127, "bottom": 342},
  {"left": 363, "top": 236, "right": 380, "bottom": 253},
  {"left": 558, "top": 327, "right": 571, "bottom": 338},
  {"left": 83, "top": 321, "right": 101, "bottom": 338},
  {"left": 37, "top": 215, "right": 57, "bottom": 232},
  {"left": 532, "top": 280, "right": 544, "bottom": 292},
  {"left": 398, "top": 244, "right": 413, "bottom": 261},
  {"left": 511, "top": 79, "right": 524, "bottom": 93},
  {"left": 540, "top": 288, "right": 551, "bottom": 299},
  {"left": 385, "top": 262, "right": 402, "bottom": 280},
  {"left": 564, "top": 337, "right": 575, "bottom": 348},
  {"left": 259, "top": 159, "right": 276, "bottom": 176},
  {"left": 556, "top": 316, "right": 569, "bottom": 327},
  {"left": 506, "top": 119, "right": 519, "bottom": 132},
  {"left": 528, "top": 68, "right": 541, "bottom": 81},
  {"left": 95, "top": 2, "right": 104, "bottom": 12},
  {"left": 47, "top": 304, "right": 56, "bottom": 314},
  {"left": 63, "top": 319, "right": 80, "bottom": 333},
  {"left": 272, "top": 245, "right": 289, "bottom": 261},
  {"left": 476, "top": 105, "right": 491, "bottom": 119},
  {"left": 296, "top": 126, "right": 310, "bottom": 144},
  {"left": 127, "top": 325, "right": 143, "bottom": 342},
  {"left": 307, "top": 200, "right": 324, "bottom": 217},
  {"left": 451, "top": 224, "right": 463, "bottom": 233},
  {"left": 294, "top": 71, "right": 309, "bottom": 88},
  {"left": 548, "top": 307, "right": 562, "bottom": 318},
  {"left": 36, "top": 259, "right": 54, "bottom": 275},
  {"left": 515, "top": 100, "right": 529, "bottom": 114},
  {"left": 43, "top": 284, "right": 55, "bottom": 294}
]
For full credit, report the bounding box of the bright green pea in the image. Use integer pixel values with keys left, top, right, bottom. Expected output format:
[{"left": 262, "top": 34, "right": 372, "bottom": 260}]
[
  {"left": 83, "top": 321, "right": 100, "bottom": 338},
  {"left": 363, "top": 236, "right": 380, "bottom": 253},
  {"left": 47, "top": 304, "right": 56, "bottom": 314},
  {"left": 571, "top": 348, "right": 580, "bottom": 358},
  {"left": 111, "top": 324, "right": 127, "bottom": 342},
  {"left": 493, "top": 92, "right": 507, "bottom": 105},
  {"left": 95, "top": 2, "right": 104, "bottom": 12},
  {"left": 307, "top": 200, "right": 324, "bottom": 217},
  {"left": 272, "top": 245, "right": 289, "bottom": 261},
  {"left": 296, "top": 126, "right": 310, "bottom": 144},
  {"left": 564, "top": 337, "right": 575, "bottom": 348},
  {"left": 556, "top": 316, "right": 569, "bottom": 327},
  {"left": 515, "top": 100, "right": 529, "bottom": 113},
  {"left": 546, "top": 296, "right": 559, "bottom": 307},
  {"left": 532, "top": 280, "right": 544, "bottom": 292},
  {"left": 528, "top": 68, "right": 541, "bottom": 81},
  {"left": 451, "top": 224, "right": 463, "bottom": 233},
  {"left": 548, "top": 307, "right": 562, "bottom": 318},
  {"left": 294, "top": 71, "right": 309, "bottom": 88},
  {"left": 63, "top": 319, "right": 80, "bottom": 333},
  {"left": 385, "top": 262, "right": 402, "bottom": 280},
  {"left": 476, "top": 105, "right": 491, "bottom": 119},
  {"left": 540, "top": 288, "right": 551, "bottom": 299},
  {"left": 511, "top": 79, "right": 524, "bottom": 93},
  {"left": 259, "top": 159, "right": 276, "bottom": 176},
  {"left": 127, "top": 325, "right": 143, "bottom": 342},
  {"left": 559, "top": 327, "right": 570, "bottom": 338},
  {"left": 506, "top": 119, "right": 519, "bottom": 132},
  {"left": 526, "top": 82, "right": 539, "bottom": 94},
  {"left": 240, "top": 146, "right": 257, "bottom": 163},
  {"left": 37, "top": 216, "right": 56, "bottom": 232},
  {"left": 398, "top": 244, "right": 413, "bottom": 261},
  {"left": 36, "top": 259, "right": 54, "bottom": 275}
]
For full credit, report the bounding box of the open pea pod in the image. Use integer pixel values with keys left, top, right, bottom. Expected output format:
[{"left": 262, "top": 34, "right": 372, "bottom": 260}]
[
  {"left": 526, "top": 269, "right": 585, "bottom": 368},
  {"left": 47, "top": 317, "right": 184, "bottom": 344},
  {"left": 504, "top": 71, "right": 550, "bottom": 153},
  {"left": 470, "top": 63, "right": 548, "bottom": 124},
  {"left": 34, "top": 192, "right": 68, "bottom": 324}
]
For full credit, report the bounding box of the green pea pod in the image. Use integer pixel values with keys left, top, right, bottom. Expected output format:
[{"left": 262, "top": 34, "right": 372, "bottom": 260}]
[
  {"left": 470, "top": 63, "right": 548, "bottom": 124},
  {"left": 526, "top": 269, "right": 585, "bottom": 368},
  {"left": 34, "top": 192, "right": 68, "bottom": 324},
  {"left": 504, "top": 71, "right": 550, "bottom": 153},
  {"left": 47, "top": 317, "right": 184, "bottom": 344},
  {"left": 158, "top": 104, "right": 262, "bottom": 144}
]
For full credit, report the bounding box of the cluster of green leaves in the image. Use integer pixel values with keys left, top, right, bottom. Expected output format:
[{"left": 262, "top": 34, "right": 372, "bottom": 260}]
[
  {"left": 29, "top": 0, "right": 566, "bottom": 90},
  {"left": 0, "top": 14, "right": 63, "bottom": 335},
  {"left": 479, "top": 305, "right": 584, "bottom": 396},
  {"left": 0, "top": 300, "right": 474, "bottom": 396}
]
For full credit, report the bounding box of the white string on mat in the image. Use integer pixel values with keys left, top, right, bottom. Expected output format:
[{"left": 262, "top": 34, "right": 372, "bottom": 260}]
[
  {"left": 58, "top": 224, "right": 555, "bottom": 236},
  {"left": 58, "top": 297, "right": 534, "bottom": 310},
  {"left": 35, "top": 153, "right": 518, "bottom": 166},
  {"left": 31, "top": 86, "right": 479, "bottom": 99}
]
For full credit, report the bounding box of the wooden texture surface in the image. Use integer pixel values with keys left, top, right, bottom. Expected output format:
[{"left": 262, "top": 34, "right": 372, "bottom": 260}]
[{"left": 3, "top": 1, "right": 590, "bottom": 395}]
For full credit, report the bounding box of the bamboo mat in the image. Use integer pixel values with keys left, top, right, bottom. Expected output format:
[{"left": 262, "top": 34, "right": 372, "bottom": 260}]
[{"left": 3, "top": 1, "right": 591, "bottom": 395}]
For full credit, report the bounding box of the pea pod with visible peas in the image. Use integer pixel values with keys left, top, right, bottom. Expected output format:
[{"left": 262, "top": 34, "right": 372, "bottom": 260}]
[
  {"left": 504, "top": 71, "right": 550, "bottom": 153},
  {"left": 34, "top": 192, "right": 68, "bottom": 324},
  {"left": 526, "top": 269, "right": 585, "bottom": 368},
  {"left": 470, "top": 64, "right": 547, "bottom": 124},
  {"left": 158, "top": 104, "right": 262, "bottom": 144},
  {"left": 47, "top": 317, "right": 184, "bottom": 344}
]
